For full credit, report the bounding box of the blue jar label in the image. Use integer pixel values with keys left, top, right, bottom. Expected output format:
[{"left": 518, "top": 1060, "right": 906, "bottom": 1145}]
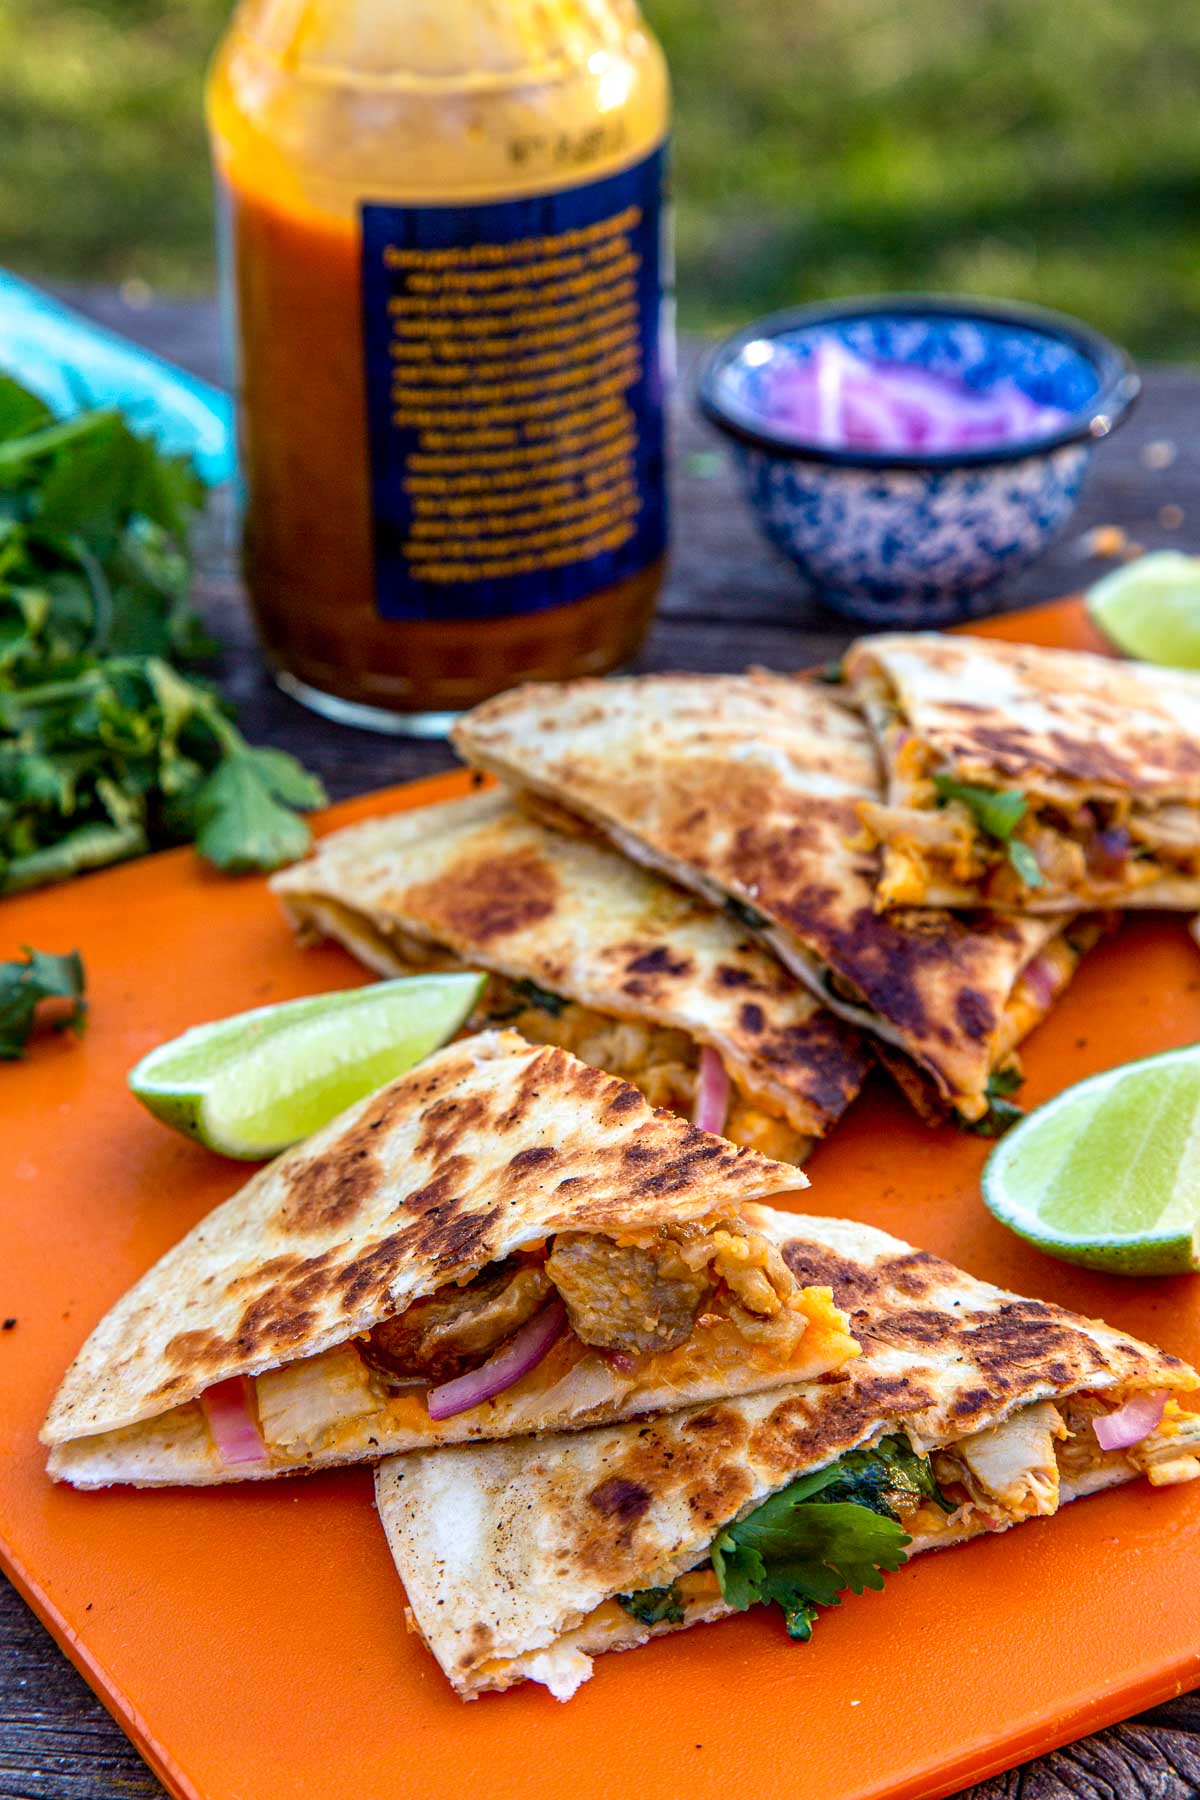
[{"left": 360, "top": 147, "right": 667, "bottom": 622}]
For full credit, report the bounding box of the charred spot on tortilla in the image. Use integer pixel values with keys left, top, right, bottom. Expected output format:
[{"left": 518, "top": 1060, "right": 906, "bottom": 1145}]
[
  {"left": 876, "top": 1250, "right": 956, "bottom": 1300},
  {"left": 960, "top": 1303, "right": 1107, "bottom": 1387},
  {"left": 623, "top": 945, "right": 694, "bottom": 979},
  {"left": 954, "top": 988, "right": 996, "bottom": 1042},
  {"left": 163, "top": 1327, "right": 231, "bottom": 1373},
  {"left": 865, "top": 1308, "right": 963, "bottom": 1348},
  {"left": 783, "top": 1242, "right": 880, "bottom": 1310},
  {"left": 605, "top": 1085, "right": 643, "bottom": 1116},
  {"left": 505, "top": 1145, "right": 558, "bottom": 1182},
  {"left": 401, "top": 847, "right": 560, "bottom": 944},
  {"left": 413, "top": 1093, "right": 492, "bottom": 1164},
  {"left": 588, "top": 1476, "right": 652, "bottom": 1523},
  {"left": 278, "top": 1140, "right": 383, "bottom": 1235},
  {"left": 761, "top": 1016, "right": 873, "bottom": 1118},
  {"left": 226, "top": 1253, "right": 305, "bottom": 1294}
]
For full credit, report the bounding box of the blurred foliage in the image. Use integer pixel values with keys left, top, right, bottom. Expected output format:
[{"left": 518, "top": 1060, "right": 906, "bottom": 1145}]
[{"left": 3, "top": 0, "right": 1200, "bottom": 355}]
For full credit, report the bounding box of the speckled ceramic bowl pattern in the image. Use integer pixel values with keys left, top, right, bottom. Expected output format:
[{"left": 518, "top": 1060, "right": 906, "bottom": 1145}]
[{"left": 699, "top": 298, "right": 1139, "bottom": 625}]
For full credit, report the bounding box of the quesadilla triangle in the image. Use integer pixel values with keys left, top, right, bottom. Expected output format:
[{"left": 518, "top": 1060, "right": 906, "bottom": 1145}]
[
  {"left": 41, "top": 1031, "right": 861, "bottom": 1490},
  {"left": 271, "top": 790, "right": 873, "bottom": 1167},
  {"left": 452, "top": 673, "right": 1105, "bottom": 1125},
  {"left": 375, "top": 1210, "right": 1200, "bottom": 1702},
  {"left": 845, "top": 631, "right": 1200, "bottom": 913}
]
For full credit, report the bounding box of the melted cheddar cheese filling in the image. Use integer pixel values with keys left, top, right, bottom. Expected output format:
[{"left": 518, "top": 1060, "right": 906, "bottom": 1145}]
[{"left": 238, "top": 1282, "right": 858, "bottom": 1468}]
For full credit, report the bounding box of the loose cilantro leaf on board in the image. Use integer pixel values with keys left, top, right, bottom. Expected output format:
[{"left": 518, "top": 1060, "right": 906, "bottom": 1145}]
[
  {"left": 0, "top": 377, "right": 324, "bottom": 895},
  {"left": 616, "top": 1584, "right": 686, "bottom": 1627},
  {"left": 932, "top": 775, "right": 1047, "bottom": 889},
  {"left": 0, "top": 946, "right": 86, "bottom": 1059},
  {"left": 708, "top": 1441, "right": 925, "bottom": 1642}
]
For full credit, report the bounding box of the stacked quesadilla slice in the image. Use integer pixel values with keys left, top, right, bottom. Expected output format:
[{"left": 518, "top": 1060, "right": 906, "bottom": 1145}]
[
  {"left": 846, "top": 632, "right": 1200, "bottom": 912},
  {"left": 271, "top": 789, "right": 873, "bottom": 1166},
  {"left": 375, "top": 1210, "right": 1200, "bottom": 1701},
  {"left": 42, "top": 1031, "right": 860, "bottom": 1489},
  {"left": 453, "top": 673, "right": 1105, "bottom": 1126}
]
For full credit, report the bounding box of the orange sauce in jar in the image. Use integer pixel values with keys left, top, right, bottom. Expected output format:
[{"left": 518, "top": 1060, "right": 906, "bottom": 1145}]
[{"left": 207, "top": 0, "right": 670, "bottom": 732}]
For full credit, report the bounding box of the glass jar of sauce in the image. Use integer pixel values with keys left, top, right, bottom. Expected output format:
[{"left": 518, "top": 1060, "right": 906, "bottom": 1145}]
[{"left": 207, "top": 0, "right": 671, "bottom": 733}]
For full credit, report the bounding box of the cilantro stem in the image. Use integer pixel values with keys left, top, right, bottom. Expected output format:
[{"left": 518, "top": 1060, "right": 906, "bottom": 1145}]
[
  {"left": 2, "top": 820, "right": 148, "bottom": 892},
  {"left": 0, "top": 409, "right": 120, "bottom": 474}
]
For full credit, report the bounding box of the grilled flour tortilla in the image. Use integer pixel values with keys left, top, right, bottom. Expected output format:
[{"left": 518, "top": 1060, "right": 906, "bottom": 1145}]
[
  {"left": 846, "top": 632, "right": 1200, "bottom": 912},
  {"left": 376, "top": 1209, "right": 1200, "bottom": 1700},
  {"left": 271, "top": 791, "right": 872, "bottom": 1166},
  {"left": 42, "top": 1031, "right": 859, "bottom": 1489},
  {"left": 453, "top": 673, "right": 1101, "bottom": 1124}
]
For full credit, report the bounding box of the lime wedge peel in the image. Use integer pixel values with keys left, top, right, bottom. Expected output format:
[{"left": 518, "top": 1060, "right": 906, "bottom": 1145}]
[
  {"left": 128, "top": 973, "right": 485, "bottom": 1159},
  {"left": 1087, "top": 550, "right": 1200, "bottom": 670},
  {"left": 982, "top": 1044, "right": 1200, "bottom": 1276}
]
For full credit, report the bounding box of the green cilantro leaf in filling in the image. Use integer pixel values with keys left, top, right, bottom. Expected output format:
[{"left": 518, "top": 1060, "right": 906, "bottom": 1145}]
[
  {"left": 953, "top": 1065, "right": 1026, "bottom": 1138},
  {"left": 932, "top": 774, "right": 1047, "bottom": 889},
  {"left": 614, "top": 1585, "right": 686, "bottom": 1627},
  {"left": 618, "top": 1436, "right": 947, "bottom": 1644}
]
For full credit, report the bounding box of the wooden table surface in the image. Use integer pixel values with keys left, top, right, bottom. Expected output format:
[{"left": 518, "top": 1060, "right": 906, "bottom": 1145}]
[{"left": 3, "top": 289, "right": 1200, "bottom": 1800}]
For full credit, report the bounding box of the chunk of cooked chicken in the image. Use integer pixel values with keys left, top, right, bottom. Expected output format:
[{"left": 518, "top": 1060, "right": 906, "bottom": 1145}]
[
  {"left": 255, "top": 1343, "right": 380, "bottom": 1455},
  {"left": 950, "top": 1401, "right": 1068, "bottom": 1520},
  {"left": 364, "top": 1261, "right": 551, "bottom": 1383},
  {"left": 546, "top": 1233, "right": 710, "bottom": 1355},
  {"left": 1130, "top": 1402, "right": 1200, "bottom": 1487},
  {"left": 546, "top": 1218, "right": 814, "bottom": 1362}
]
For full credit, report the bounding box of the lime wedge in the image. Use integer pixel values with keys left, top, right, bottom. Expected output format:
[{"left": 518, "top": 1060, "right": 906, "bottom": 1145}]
[
  {"left": 128, "top": 973, "right": 485, "bottom": 1158},
  {"left": 982, "top": 1045, "right": 1200, "bottom": 1275},
  {"left": 1087, "top": 551, "right": 1200, "bottom": 669}
]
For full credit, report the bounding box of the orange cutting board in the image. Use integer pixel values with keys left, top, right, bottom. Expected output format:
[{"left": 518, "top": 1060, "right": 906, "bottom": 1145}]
[{"left": 2, "top": 597, "right": 1198, "bottom": 1800}]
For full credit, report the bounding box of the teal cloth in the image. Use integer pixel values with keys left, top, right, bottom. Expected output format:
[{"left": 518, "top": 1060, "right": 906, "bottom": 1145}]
[{"left": 0, "top": 269, "right": 235, "bottom": 485}]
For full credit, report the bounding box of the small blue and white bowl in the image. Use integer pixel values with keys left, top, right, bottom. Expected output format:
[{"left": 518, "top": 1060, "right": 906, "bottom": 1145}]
[{"left": 697, "top": 295, "right": 1140, "bottom": 626}]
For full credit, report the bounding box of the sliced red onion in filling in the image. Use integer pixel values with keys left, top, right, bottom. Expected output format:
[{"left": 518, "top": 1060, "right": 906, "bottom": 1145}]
[
  {"left": 200, "top": 1375, "right": 269, "bottom": 1468},
  {"left": 426, "top": 1298, "right": 568, "bottom": 1421},
  {"left": 1093, "top": 1389, "right": 1166, "bottom": 1451},
  {"left": 693, "top": 1046, "right": 731, "bottom": 1137},
  {"left": 1018, "top": 950, "right": 1064, "bottom": 1014}
]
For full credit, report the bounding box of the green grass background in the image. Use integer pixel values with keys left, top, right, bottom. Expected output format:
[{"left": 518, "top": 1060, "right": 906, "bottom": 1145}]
[{"left": 4, "top": 0, "right": 1199, "bottom": 355}]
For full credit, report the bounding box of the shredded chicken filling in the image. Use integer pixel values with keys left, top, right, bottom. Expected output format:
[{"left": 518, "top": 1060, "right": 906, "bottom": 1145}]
[
  {"left": 857, "top": 683, "right": 1200, "bottom": 903},
  {"left": 473, "top": 976, "right": 812, "bottom": 1165},
  {"left": 927, "top": 1388, "right": 1200, "bottom": 1534}
]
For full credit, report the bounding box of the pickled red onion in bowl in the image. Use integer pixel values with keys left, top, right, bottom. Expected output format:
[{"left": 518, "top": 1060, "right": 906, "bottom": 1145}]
[{"left": 754, "top": 339, "right": 1071, "bottom": 456}]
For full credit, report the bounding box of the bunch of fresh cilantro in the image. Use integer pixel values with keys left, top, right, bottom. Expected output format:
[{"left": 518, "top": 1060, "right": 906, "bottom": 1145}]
[
  {"left": 619, "top": 1435, "right": 952, "bottom": 1642},
  {"left": 0, "top": 373, "right": 325, "bottom": 895}
]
